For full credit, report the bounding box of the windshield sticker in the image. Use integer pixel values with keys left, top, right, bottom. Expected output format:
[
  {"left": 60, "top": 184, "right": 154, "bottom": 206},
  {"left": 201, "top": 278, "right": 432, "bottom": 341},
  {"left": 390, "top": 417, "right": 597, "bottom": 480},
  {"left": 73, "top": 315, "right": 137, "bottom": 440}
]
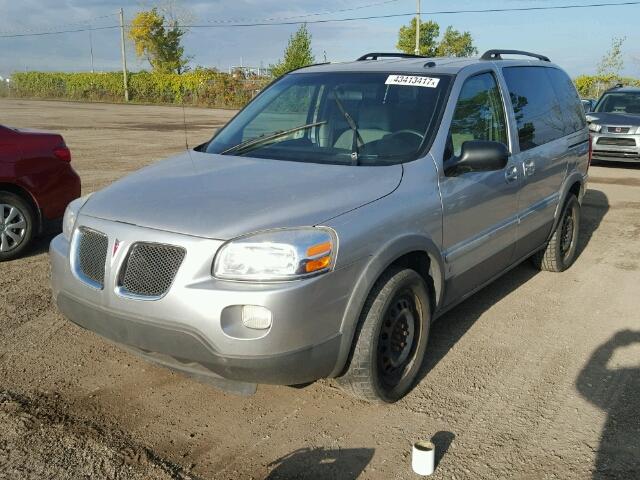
[{"left": 385, "top": 75, "right": 440, "bottom": 88}]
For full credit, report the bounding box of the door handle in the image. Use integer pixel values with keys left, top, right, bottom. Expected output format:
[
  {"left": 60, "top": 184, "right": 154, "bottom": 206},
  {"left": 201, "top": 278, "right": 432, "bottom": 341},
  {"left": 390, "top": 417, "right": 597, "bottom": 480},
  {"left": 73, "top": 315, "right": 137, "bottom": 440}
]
[
  {"left": 523, "top": 159, "right": 536, "bottom": 177},
  {"left": 505, "top": 165, "right": 519, "bottom": 183}
]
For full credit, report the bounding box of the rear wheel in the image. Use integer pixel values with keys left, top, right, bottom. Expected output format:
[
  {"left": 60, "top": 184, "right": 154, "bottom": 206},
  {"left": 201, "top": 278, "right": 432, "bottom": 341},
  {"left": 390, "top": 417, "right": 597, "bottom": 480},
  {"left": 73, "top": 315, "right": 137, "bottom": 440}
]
[
  {"left": 532, "top": 195, "right": 581, "bottom": 272},
  {"left": 0, "top": 192, "right": 35, "bottom": 262},
  {"left": 337, "top": 268, "right": 431, "bottom": 403}
]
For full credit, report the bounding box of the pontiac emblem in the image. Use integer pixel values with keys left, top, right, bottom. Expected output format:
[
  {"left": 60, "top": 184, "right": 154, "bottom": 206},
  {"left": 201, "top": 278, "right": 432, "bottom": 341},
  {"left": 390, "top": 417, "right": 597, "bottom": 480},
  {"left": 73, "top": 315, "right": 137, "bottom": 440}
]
[{"left": 113, "top": 239, "right": 121, "bottom": 257}]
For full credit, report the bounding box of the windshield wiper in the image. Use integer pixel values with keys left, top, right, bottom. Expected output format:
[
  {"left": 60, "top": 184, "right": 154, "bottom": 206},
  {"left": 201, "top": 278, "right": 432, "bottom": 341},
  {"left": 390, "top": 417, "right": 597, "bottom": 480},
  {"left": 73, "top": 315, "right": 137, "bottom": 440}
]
[
  {"left": 333, "top": 89, "right": 365, "bottom": 165},
  {"left": 220, "top": 121, "right": 326, "bottom": 156}
]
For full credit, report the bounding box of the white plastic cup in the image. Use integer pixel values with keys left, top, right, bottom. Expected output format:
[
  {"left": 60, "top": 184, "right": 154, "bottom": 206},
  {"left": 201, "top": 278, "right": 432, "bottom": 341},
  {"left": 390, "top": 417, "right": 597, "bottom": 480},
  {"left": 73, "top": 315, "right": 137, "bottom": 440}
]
[{"left": 412, "top": 440, "right": 435, "bottom": 476}]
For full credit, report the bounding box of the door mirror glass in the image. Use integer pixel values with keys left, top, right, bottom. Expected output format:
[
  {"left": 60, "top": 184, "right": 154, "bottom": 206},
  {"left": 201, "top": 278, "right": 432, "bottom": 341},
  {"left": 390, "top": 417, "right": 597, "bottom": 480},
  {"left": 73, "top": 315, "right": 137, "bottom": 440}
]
[{"left": 444, "top": 140, "right": 509, "bottom": 176}]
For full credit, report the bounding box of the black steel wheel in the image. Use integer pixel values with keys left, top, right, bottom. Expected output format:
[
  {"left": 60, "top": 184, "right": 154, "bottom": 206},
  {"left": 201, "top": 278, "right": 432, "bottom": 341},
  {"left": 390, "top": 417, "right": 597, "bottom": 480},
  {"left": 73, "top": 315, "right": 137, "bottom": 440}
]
[{"left": 337, "top": 268, "right": 431, "bottom": 403}]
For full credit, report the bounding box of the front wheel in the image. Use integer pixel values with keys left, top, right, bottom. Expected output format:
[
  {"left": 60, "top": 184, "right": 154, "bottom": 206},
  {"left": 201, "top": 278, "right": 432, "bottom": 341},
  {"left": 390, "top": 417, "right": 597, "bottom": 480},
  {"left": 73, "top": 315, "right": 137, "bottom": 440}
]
[
  {"left": 0, "top": 192, "right": 35, "bottom": 262},
  {"left": 532, "top": 195, "right": 581, "bottom": 272},
  {"left": 337, "top": 268, "right": 431, "bottom": 403}
]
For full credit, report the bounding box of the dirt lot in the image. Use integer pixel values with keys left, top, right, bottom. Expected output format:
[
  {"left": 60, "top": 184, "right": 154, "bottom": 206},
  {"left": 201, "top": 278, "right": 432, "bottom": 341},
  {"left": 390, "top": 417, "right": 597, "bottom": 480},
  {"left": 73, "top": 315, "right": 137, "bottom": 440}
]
[{"left": 1, "top": 98, "right": 639, "bottom": 479}]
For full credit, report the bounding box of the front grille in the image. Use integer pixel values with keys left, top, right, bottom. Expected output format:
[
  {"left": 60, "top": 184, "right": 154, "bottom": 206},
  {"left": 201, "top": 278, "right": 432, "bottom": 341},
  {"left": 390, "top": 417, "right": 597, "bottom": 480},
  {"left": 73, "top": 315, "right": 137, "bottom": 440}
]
[
  {"left": 76, "top": 227, "right": 108, "bottom": 288},
  {"left": 118, "top": 243, "right": 185, "bottom": 298},
  {"left": 597, "top": 137, "right": 636, "bottom": 146},
  {"left": 607, "top": 126, "right": 631, "bottom": 134},
  {"left": 593, "top": 150, "right": 639, "bottom": 158}
]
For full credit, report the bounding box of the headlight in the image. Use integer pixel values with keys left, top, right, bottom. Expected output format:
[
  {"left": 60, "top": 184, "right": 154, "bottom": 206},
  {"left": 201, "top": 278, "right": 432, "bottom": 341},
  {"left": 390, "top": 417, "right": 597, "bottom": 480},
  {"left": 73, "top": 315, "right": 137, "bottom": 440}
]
[
  {"left": 62, "top": 194, "right": 92, "bottom": 240},
  {"left": 213, "top": 227, "right": 337, "bottom": 281},
  {"left": 588, "top": 123, "right": 602, "bottom": 133}
]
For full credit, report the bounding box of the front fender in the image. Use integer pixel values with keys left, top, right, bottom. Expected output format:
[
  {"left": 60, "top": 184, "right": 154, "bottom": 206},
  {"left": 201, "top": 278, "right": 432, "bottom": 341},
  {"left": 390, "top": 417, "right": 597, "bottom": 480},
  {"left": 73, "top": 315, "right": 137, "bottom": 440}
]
[{"left": 329, "top": 233, "right": 445, "bottom": 377}]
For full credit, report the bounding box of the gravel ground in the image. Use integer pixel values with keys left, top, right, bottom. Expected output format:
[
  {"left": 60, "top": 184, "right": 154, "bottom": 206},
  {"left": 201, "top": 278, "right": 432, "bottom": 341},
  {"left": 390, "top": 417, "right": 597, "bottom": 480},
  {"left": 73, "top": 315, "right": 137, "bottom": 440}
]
[{"left": 0, "top": 98, "right": 639, "bottom": 479}]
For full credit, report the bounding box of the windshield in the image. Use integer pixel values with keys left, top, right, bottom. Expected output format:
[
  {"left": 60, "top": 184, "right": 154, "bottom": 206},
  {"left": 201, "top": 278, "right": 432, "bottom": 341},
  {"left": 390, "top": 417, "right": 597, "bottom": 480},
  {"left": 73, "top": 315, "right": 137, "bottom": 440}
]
[
  {"left": 594, "top": 91, "right": 640, "bottom": 115},
  {"left": 205, "top": 72, "right": 452, "bottom": 165}
]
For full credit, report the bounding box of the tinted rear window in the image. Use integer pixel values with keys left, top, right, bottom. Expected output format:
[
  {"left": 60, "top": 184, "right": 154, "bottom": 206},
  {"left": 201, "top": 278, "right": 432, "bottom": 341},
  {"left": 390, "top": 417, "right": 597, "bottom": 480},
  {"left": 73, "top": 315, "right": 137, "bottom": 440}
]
[
  {"left": 503, "top": 66, "right": 570, "bottom": 151},
  {"left": 547, "top": 68, "right": 586, "bottom": 133}
]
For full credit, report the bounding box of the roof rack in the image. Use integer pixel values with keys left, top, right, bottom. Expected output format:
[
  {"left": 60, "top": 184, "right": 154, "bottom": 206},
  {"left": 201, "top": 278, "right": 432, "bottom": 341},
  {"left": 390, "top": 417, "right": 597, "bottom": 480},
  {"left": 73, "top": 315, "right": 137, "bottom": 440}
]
[
  {"left": 357, "top": 52, "right": 426, "bottom": 61},
  {"left": 480, "top": 49, "right": 550, "bottom": 62}
]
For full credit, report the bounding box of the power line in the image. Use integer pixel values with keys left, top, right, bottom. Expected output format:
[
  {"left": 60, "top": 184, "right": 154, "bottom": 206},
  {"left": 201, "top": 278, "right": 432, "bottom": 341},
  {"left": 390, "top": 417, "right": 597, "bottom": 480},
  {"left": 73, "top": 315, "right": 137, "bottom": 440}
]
[
  {"left": 0, "top": 25, "right": 119, "bottom": 39},
  {"left": 181, "top": 1, "right": 640, "bottom": 28},
  {"left": 202, "top": 0, "right": 401, "bottom": 24},
  {"left": 0, "top": 13, "right": 118, "bottom": 36},
  {"left": 0, "top": 1, "right": 639, "bottom": 37}
]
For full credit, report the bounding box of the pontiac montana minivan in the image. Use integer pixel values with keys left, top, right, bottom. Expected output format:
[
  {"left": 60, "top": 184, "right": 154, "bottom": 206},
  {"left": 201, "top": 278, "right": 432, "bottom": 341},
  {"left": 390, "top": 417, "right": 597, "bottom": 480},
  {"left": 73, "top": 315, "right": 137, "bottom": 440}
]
[{"left": 51, "top": 50, "right": 589, "bottom": 403}]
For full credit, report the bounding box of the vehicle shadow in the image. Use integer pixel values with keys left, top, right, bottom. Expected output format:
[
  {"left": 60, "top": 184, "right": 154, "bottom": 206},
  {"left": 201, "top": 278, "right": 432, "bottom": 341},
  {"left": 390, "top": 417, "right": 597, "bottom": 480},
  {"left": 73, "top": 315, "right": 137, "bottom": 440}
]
[
  {"left": 416, "top": 188, "right": 609, "bottom": 384},
  {"left": 576, "top": 330, "right": 640, "bottom": 479},
  {"left": 577, "top": 188, "right": 609, "bottom": 257},
  {"left": 591, "top": 159, "right": 640, "bottom": 170},
  {"left": 265, "top": 447, "right": 374, "bottom": 480}
]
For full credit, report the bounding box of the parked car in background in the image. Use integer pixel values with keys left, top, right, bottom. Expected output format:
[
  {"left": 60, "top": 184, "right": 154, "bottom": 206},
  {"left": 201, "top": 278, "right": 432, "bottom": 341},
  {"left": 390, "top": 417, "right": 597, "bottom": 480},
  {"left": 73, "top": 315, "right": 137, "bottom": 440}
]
[
  {"left": 581, "top": 98, "right": 596, "bottom": 113},
  {"left": 51, "top": 50, "right": 589, "bottom": 403},
  {"left": 587, "top": 85, "right": 640, "bottom": 163},
  {"left": 0, "top": 125, "right": 80, "bottom": 260}
]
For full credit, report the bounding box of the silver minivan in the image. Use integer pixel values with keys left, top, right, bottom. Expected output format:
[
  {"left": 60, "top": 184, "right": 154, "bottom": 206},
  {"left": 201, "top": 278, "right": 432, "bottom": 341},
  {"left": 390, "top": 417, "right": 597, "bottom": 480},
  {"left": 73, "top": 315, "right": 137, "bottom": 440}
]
[{"left": 50, "top": 50, "right": 590, "bottom": 403}]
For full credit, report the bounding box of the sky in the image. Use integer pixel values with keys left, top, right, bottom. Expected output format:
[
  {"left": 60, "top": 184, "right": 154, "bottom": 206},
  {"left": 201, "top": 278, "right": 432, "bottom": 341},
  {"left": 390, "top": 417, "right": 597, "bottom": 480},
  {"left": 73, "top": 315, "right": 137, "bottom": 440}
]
[{"left": 0, "top": 0, "right": 639, "bottom": 79}]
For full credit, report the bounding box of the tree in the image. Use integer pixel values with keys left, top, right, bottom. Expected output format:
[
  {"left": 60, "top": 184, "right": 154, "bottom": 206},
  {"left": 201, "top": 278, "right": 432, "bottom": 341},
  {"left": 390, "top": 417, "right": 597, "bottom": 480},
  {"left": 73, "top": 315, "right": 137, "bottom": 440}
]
[
  {"left": 271, "top": 24, "right": 315, "bottom": 78},
  {"left": 397, "top": 19, "right": 440, "bottom": 57},
  {"left": 396, "top": 19, "right": 477, "bottom": 58},
  {"left": 129, "top": 8, "right": 190, "bottom": 74},
  {"left": 436, "top": 26, "right": 478, "bottom": 58},
  {"left": 597, "top": 36, "right": 626, "bottom": 78}
]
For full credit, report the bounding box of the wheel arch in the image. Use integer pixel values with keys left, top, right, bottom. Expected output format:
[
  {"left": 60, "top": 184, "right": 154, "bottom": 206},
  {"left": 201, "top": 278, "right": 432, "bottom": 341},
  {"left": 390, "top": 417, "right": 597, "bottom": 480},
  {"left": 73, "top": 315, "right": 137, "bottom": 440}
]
[
  {"left": 330, "top": 234, "right": 445, "bottom": 378},
  {"left": 550, "top": 173, "right": 585, "bottom": 239},
  {"left": 0, "top": 182, "right": 41, "bottom": 231}
]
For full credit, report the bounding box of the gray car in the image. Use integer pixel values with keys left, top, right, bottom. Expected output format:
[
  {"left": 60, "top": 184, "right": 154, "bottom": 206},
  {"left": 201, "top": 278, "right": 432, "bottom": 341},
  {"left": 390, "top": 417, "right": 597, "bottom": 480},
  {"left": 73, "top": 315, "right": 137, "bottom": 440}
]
[
  {"left": 588, "top": 85, "right": 640, "bottom": 163},
  {"left": 50, "top": 49, "right": 589, "bottom": 403}
]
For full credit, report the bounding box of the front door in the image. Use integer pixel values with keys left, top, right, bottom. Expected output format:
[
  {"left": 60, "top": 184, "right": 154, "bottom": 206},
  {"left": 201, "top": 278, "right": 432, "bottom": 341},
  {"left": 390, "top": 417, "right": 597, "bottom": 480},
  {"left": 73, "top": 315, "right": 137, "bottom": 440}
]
[{"left": 440, "top": 71, "right": 520, "bottom": 306}]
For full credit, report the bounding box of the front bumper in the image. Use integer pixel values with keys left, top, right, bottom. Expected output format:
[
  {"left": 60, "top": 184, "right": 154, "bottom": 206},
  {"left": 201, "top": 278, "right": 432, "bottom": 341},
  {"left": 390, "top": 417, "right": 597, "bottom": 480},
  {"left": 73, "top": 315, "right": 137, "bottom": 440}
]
[
  {"left": 50, "top": 216, "right": 361, "bottom": 386},
  {"left": 55, "top": 292, "right": 341, "bottom": 385},
  {"left": 591, "top": 132, "right": 640, "bottom": 162}
]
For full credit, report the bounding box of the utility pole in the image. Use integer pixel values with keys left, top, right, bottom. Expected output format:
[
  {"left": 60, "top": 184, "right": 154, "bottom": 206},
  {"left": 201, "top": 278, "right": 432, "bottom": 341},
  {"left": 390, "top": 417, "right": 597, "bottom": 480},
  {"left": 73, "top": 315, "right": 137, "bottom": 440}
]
[
  {"left": 415, "top": 0, "right": 421, "bottom": 56},
  {"left": 119, "top": 8, "right": 129, "bottom": 102},
  {"left": 89, "top": 25, "right": 95, "bottom": 73}
]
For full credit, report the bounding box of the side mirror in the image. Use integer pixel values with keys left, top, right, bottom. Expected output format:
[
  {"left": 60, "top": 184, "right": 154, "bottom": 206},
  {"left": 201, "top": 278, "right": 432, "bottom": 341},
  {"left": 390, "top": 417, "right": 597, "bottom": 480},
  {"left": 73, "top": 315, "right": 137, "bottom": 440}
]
[{"left": 444, "top": 140, "right": 510, "bottom": 177}]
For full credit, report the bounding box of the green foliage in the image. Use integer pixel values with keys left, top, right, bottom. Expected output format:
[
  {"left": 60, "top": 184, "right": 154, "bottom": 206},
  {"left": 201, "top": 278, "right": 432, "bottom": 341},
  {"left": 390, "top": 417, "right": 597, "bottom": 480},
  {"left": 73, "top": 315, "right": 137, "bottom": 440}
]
[
  {"left": 436, "top": 26, "right": 478, "bottom": 58},
  {"left": 0, "top": 81, "right": 9, "bottom": 98},
  {"left": 597, "top": 37, "right": 626, "bottom": 78},
  {"left": 8, "top": 70, "right": 268, "bottom": 109},
  {"left": 271, "top": 24, "right": 315, "bottom": 78},
  {"left": 129, "top": 8, "right": 190, "bottom": 74},
  {"left": 397, "top": 18, "right": 477, "bottom": 57},
  {"left": 397, "top": 19, "right": 440, "bottom": 56},
  {"left": 574, "top": 74, "right": 640, "bottom": 99}
]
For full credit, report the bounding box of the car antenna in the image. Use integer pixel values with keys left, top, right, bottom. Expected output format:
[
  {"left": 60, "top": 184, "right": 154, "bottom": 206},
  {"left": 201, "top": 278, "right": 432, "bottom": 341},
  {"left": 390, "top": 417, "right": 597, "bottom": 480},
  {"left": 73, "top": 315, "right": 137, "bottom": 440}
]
[{"left": 181, "top": 88, "right": 189, "bottom": 151}]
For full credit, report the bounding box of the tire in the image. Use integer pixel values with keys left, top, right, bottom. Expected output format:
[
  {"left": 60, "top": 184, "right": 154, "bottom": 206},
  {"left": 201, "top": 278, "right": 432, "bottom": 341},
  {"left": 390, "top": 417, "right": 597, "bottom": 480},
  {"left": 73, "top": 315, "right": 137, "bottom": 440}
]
[
  {"left": 532, "top": 195, "right": 581, "bottom": 272},
  {"left": 0, "top": 192, "right": 35, "bottom": 262},
  {"left": 337, "top": 268, "right": 432, "bottom": 403}
]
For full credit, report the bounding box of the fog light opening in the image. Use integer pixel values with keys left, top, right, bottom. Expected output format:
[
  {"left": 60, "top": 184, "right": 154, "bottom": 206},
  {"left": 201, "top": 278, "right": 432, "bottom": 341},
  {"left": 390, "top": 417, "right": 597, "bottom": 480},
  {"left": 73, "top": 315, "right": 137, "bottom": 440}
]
[{"left": 241, "top": 305, "right": 273, "bottom": 330}]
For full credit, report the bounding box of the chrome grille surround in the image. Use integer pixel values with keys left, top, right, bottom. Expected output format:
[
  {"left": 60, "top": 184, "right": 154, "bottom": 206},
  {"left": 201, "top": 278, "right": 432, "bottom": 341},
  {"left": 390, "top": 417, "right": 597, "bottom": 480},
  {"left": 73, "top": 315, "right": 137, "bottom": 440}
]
[
  {"left": 117, "top": 242, "right": 186, "bottom": 299},
  {"left": 74, "top": 227, "right": 109, "bottom": 289}
]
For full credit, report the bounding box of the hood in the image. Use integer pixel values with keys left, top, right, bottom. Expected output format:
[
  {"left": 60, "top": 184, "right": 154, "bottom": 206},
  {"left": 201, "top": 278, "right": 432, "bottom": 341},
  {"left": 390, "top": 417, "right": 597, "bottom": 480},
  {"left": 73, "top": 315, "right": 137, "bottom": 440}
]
[
  {"left": 81, "top": 150, "right": 402, "bottom": 239},
  {"left": 587, "top": 112, "right": 640, "bottom": 127}
]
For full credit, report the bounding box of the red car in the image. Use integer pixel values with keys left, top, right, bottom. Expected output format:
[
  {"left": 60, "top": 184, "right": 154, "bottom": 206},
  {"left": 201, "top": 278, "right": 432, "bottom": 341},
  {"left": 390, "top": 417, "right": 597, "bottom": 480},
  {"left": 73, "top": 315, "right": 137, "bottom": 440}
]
[{"left": 0, "top": 125, "right": 80, "bottom": 261}]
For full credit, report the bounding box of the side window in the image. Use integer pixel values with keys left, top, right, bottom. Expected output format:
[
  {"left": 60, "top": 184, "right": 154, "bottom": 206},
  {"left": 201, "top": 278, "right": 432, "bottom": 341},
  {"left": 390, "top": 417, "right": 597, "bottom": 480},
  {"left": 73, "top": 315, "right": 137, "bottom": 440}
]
[
  {"left": 448, "top": 72, "right": 508, "bottom": 158},
  {"left": 546, "top": 68, "right": 587, "bottom": 134},
  {"left": 242, "top": 84, "right": 316, "bottom": 140},
  {"left": 502, "top": 66, "right": 566, "bottom": 151}
]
